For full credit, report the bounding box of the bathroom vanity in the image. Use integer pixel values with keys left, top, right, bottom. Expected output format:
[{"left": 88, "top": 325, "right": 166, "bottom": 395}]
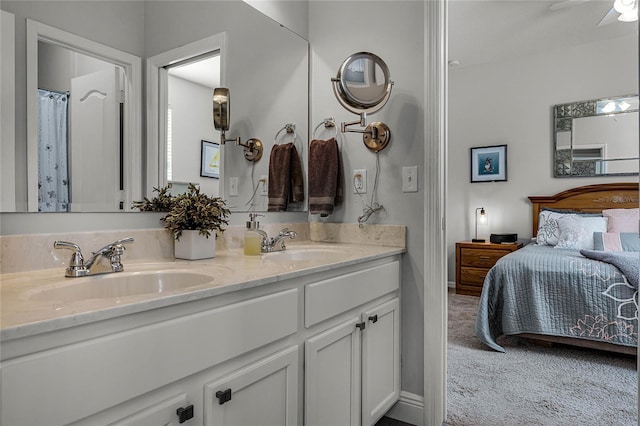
[{"left": 1, "top": 242, "right": 403, "bottom": 426}]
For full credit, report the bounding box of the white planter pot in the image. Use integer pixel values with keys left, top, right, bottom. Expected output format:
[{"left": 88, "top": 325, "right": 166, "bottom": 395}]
[{"left": 174, "top": 230, "right": 216, "bottom": 260}]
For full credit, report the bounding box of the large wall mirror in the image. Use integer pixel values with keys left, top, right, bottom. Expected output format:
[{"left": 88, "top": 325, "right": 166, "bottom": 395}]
[
  {"left": 0, "top": 0, "right": 309, "bottom": 213},
  {"left": 553, "top": 95, "right": 639, "bottom": 177}
]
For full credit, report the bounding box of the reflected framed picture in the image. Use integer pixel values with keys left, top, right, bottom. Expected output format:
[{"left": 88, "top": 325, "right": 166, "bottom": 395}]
[
  {"left": 470, "top": 144, "right": 507, "bottom": 183},
  {"left": 200, "top": 140, "right": 220, "bottom": 179}
]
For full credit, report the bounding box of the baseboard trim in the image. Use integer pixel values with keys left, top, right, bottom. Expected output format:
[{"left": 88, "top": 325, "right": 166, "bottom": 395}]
[
  {"left": 447, "top": 280, "right": 455, "bottom": 288},
  {"left": 385, "top": 391, "right": 424, "bottom": 426}
]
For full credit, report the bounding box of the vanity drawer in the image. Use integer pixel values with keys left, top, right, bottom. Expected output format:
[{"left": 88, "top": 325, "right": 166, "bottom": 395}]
[
  {"left": 305, "top": 261, "right": 399, "bottom": 327},
  {"left": 1, "top": 288, "right": 298, "bottom": 426}
]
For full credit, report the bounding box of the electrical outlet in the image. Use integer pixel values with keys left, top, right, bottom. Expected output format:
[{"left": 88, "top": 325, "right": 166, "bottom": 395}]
[
  {"left": 229, "top": 177, "right": 239, "bottom": 196},
  {"left": 402, "top": 166, "right": 418, "bottom": 192},
  {"left": 260, "top": 175, "right": 268, "bottom": 195},
  {"left": 353, "top": 169, "right": 367, "bottom": 193}
]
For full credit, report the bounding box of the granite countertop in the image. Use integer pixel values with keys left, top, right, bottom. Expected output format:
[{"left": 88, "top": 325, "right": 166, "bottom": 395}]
[{"left": 1, "top": 241, "right": 404, "bottom": 341}]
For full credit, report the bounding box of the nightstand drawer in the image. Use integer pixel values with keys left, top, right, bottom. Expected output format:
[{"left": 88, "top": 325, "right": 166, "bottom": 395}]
[
  {"left": 460, "top": 248, "right": 509, "bottom": 268},
  {"left": 460, "top": 267, "right": 489, "bottom": 286}
]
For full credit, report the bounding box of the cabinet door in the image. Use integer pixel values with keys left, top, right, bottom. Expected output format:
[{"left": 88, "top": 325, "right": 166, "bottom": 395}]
[
  {"left": 204, "top": 346, "right": 298, "bottom": 426},
  {"left": 361, "top": 298, "right": 400, "bottom": 426},
  {"left": 305, "top": 317, "right": 361, "bottom": 426},
  {"left": 108, "top": 393, "right": 191, "bottom": 426}
]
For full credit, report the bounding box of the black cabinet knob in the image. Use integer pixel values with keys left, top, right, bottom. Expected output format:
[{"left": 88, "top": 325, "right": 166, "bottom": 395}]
[
  {"left": 176, "top": 405, "right": 194, "bottom": 423},
  {"left": 216, "top": 388, "right": 232, "bottom": 405}
]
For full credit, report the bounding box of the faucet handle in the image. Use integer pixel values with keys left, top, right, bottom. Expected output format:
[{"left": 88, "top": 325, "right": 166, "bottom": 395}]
[
  {"left": 112, "top": 237, "right": 135, "bottom": 246},
  {"left": 279, "top": 228, "right": 298, "bottom": 239},
  {"left": 53, "top": 241, "right": 88, "bottom": 277},
  {"left": 53, "top": 241, "right": 84, "bottom": 267}
]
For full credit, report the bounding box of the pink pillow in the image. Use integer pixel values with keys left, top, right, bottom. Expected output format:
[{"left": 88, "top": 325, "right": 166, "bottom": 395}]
[{"left": 603, "top": 208, "right": 639, "bottom": 233}]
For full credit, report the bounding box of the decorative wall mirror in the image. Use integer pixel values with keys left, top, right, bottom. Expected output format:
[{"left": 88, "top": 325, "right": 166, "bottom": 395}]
[
  {"left": 1, "top": 0, "right": 309, "bottom": 213},
  {"left": 553, "top": 95, "right": 639, "bottom": 177},
  {"left": 332, "top": 52, "right": 393, "bottom": 152}
]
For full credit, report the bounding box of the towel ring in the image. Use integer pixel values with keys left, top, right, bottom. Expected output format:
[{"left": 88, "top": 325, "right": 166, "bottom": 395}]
[
  {"left": 313, "top": 117, "right": 338, "bottom": 139},
  {"left": 274, "top": 123, "right": 297, "bottom": 145}
]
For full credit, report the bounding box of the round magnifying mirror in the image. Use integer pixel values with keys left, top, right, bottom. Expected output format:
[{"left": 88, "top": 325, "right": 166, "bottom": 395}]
[
  {"left": 332, "top": 52, "right": 393, "bottom": 115},
  {"left": 213, "top": 87, "right": 230, "bottom": 131}
]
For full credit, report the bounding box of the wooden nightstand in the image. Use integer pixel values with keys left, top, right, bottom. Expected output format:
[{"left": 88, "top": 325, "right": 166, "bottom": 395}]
[{"left": 455, "top": 241, "right": 524, "bottom": 296}]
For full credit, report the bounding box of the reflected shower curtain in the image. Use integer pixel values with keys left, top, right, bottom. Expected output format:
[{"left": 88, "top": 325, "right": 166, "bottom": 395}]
[{"left": 38, "top": 89, "right": 70, "bottom": 212}]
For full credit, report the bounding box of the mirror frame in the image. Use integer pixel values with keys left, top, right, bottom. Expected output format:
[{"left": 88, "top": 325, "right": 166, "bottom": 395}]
[
  {"left": 25, "top": 19, "right": 143, "bottom": 212},
  {"left": 553, "top": 94, "right": 639, "bottom": 178},
  {"left": 333, "top": 51, "right": 393, "bottom": 115}
]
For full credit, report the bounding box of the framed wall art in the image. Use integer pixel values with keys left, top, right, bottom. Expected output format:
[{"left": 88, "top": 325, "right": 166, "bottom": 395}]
[
  {"left": 200, "top": 140, "right": 220, "bottom": 179},
  {"left": 470, "top": 144, "right": 507, "bottom": 183}
]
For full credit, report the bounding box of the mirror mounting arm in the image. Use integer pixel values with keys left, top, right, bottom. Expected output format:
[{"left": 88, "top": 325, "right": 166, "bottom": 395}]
[{"left": 340, "top": 113, "right": 390, "bottom": 153}]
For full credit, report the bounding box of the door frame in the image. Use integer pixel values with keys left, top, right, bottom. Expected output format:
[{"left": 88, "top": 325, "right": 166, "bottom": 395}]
[
  {"left": 423, "top": 1, "right": 448, "bottom": 425},
  {"left": 25, "top": 19, "right": 142, "bottom": 212}
]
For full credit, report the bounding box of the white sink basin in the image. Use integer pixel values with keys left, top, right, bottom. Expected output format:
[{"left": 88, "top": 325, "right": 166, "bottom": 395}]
[
  {"left": 265, "top": 247, "right": 342, "bottom": 261},
  {"left": 29, "top": 270, "right": 216, "bottom": 302}
]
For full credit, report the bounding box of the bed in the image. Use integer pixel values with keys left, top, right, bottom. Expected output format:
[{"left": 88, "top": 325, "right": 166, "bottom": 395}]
[{"left": 476, "top": 183, "right": 639, "bottom": 355}]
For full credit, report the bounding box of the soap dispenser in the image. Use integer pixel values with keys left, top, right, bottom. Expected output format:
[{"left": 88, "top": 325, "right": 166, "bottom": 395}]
[{"left": 244, "top": 213, "right": 264, "bottom": 255}]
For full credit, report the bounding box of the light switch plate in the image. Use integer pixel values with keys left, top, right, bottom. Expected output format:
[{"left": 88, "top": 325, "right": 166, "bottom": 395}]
[
  {"left": 402, "top": 166, "right": 418, "bottom": 192},
  {"left": 229, "top": 177, "right": 239, "bottom": 196}
]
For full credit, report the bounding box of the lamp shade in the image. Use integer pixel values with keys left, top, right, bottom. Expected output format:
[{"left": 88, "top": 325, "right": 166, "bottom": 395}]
[{"left": 473, "top": 207, "right": 489, "bottom": 242}]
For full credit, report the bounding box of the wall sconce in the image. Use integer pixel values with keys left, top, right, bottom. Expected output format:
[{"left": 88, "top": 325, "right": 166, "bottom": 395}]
[
  {"left": 473, "top": 207, "right": 488, "bottom": 243},
  {"left": 212, "top": 88, "right": 263, "bottom": 162}
]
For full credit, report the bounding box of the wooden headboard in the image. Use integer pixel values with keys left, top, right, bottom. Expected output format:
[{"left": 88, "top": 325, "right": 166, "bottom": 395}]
[{"left": 528, "top": 183, "right": 639, "bottom": 236}]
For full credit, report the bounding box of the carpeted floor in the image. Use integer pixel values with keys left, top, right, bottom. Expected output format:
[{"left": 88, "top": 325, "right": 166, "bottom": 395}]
[{"left": 446, "top": 290, "right": 638, "bottom": 426}]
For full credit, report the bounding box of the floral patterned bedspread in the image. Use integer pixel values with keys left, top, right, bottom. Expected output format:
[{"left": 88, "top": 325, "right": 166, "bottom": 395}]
[{"left": 475, "top": 244, "right": 638, "bottom": 352}]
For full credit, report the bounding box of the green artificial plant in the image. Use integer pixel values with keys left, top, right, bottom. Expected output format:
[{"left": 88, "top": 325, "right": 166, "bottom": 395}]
[{"left": 133, "top": 183, "right": 230, "bottom": 240}]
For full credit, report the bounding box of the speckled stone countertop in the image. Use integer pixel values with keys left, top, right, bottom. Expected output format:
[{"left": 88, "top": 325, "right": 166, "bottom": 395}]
[{"left": 1, "top": 241, "right": 404, "bottom": 341}]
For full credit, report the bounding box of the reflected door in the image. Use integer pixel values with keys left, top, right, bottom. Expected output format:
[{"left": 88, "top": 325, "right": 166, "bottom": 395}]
[{"left": 70, "top": 68, "right": 121, "bottom": 211}]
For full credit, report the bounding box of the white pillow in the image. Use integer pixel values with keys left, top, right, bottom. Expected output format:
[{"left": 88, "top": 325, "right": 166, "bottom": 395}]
[
  {"left": 555, "top": 215, "right": 608, "bottom": 250},
  {"left": 537, "top": 210, "right": 569, "bottom": 246}
]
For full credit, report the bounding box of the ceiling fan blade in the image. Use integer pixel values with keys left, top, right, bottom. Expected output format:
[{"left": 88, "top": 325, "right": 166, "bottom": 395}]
[
  {"left": 597, "top": 6, "right": 620, "bottom": 26},
  {"left": 549, "top": 0, "right": 591, "bottom": 11}
]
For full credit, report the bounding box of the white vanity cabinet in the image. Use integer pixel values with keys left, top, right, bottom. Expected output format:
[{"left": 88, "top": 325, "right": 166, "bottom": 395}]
[
  {"left": 304, "top": 262, "right": 401, "bottom": 426},
  {"left": 203, "top": 345, "right": 299, "bottom": 426},
  {"left": 1, "top": 289, "right": 299, "bottom": 426},
  {"left": 1, "top": 255, "right": 401, "bottom": 426}
]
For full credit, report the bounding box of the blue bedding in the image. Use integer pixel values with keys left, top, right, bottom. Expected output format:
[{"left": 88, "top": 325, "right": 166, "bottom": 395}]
[{"left": 475, "top": 244, "right": 638, "bottom": 352}]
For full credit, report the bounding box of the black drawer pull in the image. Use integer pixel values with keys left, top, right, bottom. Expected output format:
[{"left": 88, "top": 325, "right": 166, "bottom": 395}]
[
  {"left": 216, "top": 388, "right": 232, "bottom": 405},
  {"left": 368, "top": 315, "right": 378, "bottom": 323},
  {"left": 176, "top": 405, "right": 194, "bottom": 423}
]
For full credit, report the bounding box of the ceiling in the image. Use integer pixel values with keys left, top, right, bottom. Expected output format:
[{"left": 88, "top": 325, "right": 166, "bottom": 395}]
[
  {"left": 448, "top": 0, "right": 638, "bottom": 68},
  {"left": 167, "top": 55, "right": 220, "bottom": 89}
]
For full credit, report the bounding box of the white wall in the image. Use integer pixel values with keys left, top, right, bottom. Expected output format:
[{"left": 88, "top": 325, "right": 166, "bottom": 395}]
[
  {"left": 243, "top": 0, "right": 309, "bottom": 39},
  {"left": 447, "top": 33, "right": 638, "bottom": 282},
  {"left": 168, "top": 75, "right": 219, "bottom": 196},
  {"left": 309, "top": 0, "right": 426, "bottom": 397}
]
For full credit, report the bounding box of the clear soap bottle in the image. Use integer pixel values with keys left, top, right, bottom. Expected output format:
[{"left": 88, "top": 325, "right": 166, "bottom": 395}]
[{"left": 244, "top": 213, "right": 264, "bottom": 255}]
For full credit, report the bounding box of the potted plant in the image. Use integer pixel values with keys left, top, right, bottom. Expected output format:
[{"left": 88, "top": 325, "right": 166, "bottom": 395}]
[{"left": 133, "top": 183, "right": 230, "bottom": 260}]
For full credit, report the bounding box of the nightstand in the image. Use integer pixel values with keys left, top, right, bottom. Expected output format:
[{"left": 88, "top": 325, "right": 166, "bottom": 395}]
[{"left": 455, "top": 241, "right": 524, "bottom": 296}]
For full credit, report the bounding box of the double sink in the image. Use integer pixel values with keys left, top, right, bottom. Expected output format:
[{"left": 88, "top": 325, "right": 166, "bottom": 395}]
[{"left": 23, "top": 246, "right": 343, "bottom": 303}]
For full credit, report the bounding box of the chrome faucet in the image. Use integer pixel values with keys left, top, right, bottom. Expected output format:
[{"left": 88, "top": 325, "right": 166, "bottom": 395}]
[
  {"left": 53, "top": 237, "right": 134, "bottom": 277},
  {"left": 262, "top": 228, "right": 298, "bottom": 252}
]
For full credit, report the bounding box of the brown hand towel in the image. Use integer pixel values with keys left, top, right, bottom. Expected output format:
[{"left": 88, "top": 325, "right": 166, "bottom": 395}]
[
  {"left": 308, "top": 138, "right": 343, "bottom": 217},
  {"left": 268, "top": 143, "right": 305, "bottom": 211}
]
